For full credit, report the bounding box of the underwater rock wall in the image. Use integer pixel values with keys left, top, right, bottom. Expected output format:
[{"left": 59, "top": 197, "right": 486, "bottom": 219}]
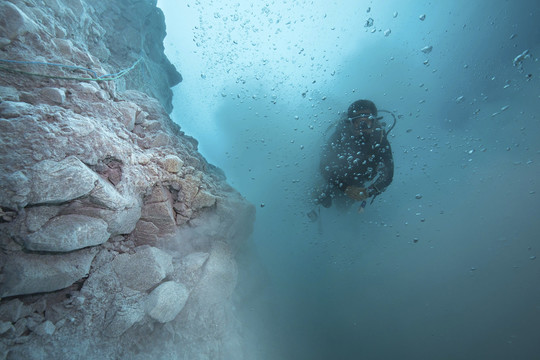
[{"left": 0, "top": 0, "right": 255, "bottom": 359}]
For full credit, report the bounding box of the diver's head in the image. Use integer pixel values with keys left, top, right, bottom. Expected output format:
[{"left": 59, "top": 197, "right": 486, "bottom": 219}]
[{"left": 347, "top": 99, "right": 379, "bottom": 136}]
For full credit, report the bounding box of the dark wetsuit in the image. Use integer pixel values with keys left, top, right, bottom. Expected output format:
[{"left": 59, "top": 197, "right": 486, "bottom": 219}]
[{"left": 318, "top": 121, "right": 394, "bottom": 206}]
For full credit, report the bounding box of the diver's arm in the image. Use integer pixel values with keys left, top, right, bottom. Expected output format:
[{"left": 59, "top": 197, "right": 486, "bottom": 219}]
[
  {"left": 319, "top": 129, "right": 342, "bottom": 183},
  {"left": 368, "top": 138, "right": 394, "bottom": 196}
]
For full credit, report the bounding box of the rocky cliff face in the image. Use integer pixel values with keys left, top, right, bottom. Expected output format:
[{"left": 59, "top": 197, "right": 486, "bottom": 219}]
[{"left": 0, "top": 1, "right": 255, "bottom": 359}]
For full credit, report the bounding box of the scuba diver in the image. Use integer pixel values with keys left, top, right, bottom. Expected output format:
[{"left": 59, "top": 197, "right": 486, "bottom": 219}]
[{"left": 313, "top": 99, "right": 395, "bottom": 210}]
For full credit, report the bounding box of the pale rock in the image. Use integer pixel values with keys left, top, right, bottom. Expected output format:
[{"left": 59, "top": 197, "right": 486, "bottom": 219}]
[
  {"left": 52, "top": 38, "right": 75, "bottom": 57},
  {"left": 88, "top": 175, "right": 127, "bottom": 210},
  {"left": 115, "top": 101, "right": 139, "bottom": 131},
  {"left": 39, "top": 87, "right": 65, "bottom": 105},
  {"left": 28, "top": 156, "right": 99, "bottom": 206},
  {"left": 0, "top": 100, "right": 35, "bottom": 118},
  {"left": 63, "top": 195, "right": 141, "bottom": 236},
  {"left": 55, "top": 24, "right": 67, "bottom": 38},
  {"left": 0, "top": 248, "right": 97, "bottom": 297},
  {"left": 0, "top": 86, "right": 19, "bottom": 101},
  {"left": 33, "top": 320, "right": 56, "bottom": 337},
  {"left": 180, "top": 174, "right": 202, "bottom": 204},
  {"left": 145, "top": 185, "right": 172, "bottom": 204},
  {"left": 163, "top": 154, "right": 184, "bottom": 173},
  {"left": 70, "top": 0, "right": 87, "bottom": 18},
  {"left": 173, "top": 201, "right": 192, "bottom": 225},
  {"left": 0, "top": 321, "right": 13, "bottom": 335},
  {"left": 0, "top": 299, "right": 32, "bottom": 323},
  {"left": 146, "top": 281, "right": 189, "bottom": 323},
  {"left": 13, "top": 318, "right": 28, "bottom": 337},
  {"left": 137, "top": 154, "right": 151, "bottom": 165},
  {"left": 25, "top": 205, "right": 62, "bottom": 232},
  {"left": 112, "top": 246, "right": 173, "bottom": 291},
  {"left": 0, "top": 2, "right": 38, "bottom": 41},
  {"left": 134, "top": 110, "right": 148, "bottom": 124},
  {"left": 214, "top": 190, "right": 256, "bottom": 248},
  {"left": 96, "top": 89, "right": 109, "bottom": 101},
  {"left": 190, "top": 242, "right": 237, "bottom": 305},
  {"left": 0, "top": 170, "right": 31, "bottom": 209},
  {"left": 172, "top": 252, "right": 209, "bottom": 290},
  {"left": 102, "top": 204, "right": 142, "bottom": 235},
  {"left": 192, "top": 189, "right": 217, "bottom": 210},
  {"left": 151, "top": 132, "right": 170, "bottom": 147},
  {"left": 24, "top": 214, "right": 110, "bottom": 252},
  {"left": 140, "top": 200, "right": 176, "bottom": 233},
  {"left": 104, "top": 301, "right": 145, "bottom": 337},
  {"left": 132, "top": 219, "right": 159, "bottom": 245},
  {"left": 72, "top": 82, "right": 100, "bottom": 96}
]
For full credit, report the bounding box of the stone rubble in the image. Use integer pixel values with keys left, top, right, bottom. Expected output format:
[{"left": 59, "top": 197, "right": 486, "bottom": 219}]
[{"left": 0, "top": 0, "right": 255, "bottom": 359}]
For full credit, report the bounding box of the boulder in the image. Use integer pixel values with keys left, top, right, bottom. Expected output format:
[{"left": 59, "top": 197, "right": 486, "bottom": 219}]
[
  {"left": 163, "top": 155, "right": 184, "bottom": 173},
  {"left": 0, "top": 248, "right": 97, "bottom": 297},
  {"left": 140, "top": 200, "right": 176, "bottom": 233},
  {"left": 28, "top": 156, "right": 99, "bottom": 206},
  {"left": 0, "top": 299, "right": 32, "bottom": 323},
  {"left": 112, "top": 246, "right": 173, "bottom": 291},
  {"left": 172, "top": 252, "right": 209, "bottom": 290},
  {"left": 39, "top": 87, "right": 65, "bottom": 105},
  {"left": 32, "top": 320, "right": 56, "bottom": 337},
  {"left": 24, "top": 205, "right": 62, "bottom": 232},
  {"left": 145, "top": 281, "right": 189, "bottom": 323},
  {"left": 192, "top": 190, "right": 217, "bottom": 210},
  {"left": 0, "top": 2, "right": 38, "bottom": 42},
  {"left": 24, "top": 214, "right": 110, "bottom": 252},
  {"left": 190, "top": 242, "right": 238, "bottom": 306},
  {"left": 104, "top": 301, "right": 146, "bottom": 337},
  {"left": 0, "top": 170, "right": 31, "bottom": 209},
  {"left": 132, "top": 220, "right": 160, "bottom": 246},
  {"left": 0, "top": 86, "right": 19, "bottom": 101}
]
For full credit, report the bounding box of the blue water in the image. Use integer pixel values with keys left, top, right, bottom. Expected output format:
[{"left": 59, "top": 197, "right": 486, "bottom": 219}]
[{"left": 159, "top": 0, "right": 540, "bottom": 358}]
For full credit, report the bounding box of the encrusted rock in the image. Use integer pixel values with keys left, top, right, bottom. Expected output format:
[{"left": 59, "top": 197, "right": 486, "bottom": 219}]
[
  {"left": 88, "top": 176, "right": 128, "bottom": 210},
  {"left": 32, "top": 320, "right": 56, "bottom": 337},
  {"left": 0, "top": 298, "right": 32, "bottom": 323},
  {"left": 0, "top": 248, "right": 97, "bottom": 297},
  {"left": 140, "top": 200, "right": 176, "bottom": 233},
  {"left": 0, "top": 2, "right": 38, "bottom": 42},
  {"left": 132, "top": 220, "right": 159, "bottom": 246},
  {"left": 145, "top": 185, "right": 171, "bottom": 204},
  {"left": 150, "top": 132, "right": 170, "bottom": 148},
  {"left": 137, "top": 153, "right": 151, "bottom": 165},
  {"left": 25, "top": 205, "right": 62, "bottom": 233},
  {"left": 24, "top": 214, "right": 110, "bottom": 252},
  {"left": 192, "top": 190, "right": 217, "bottom": 210},
  {"left": 0, "top": 321, "right": 13, "bottom": 335},
  {"left": 189, "top": 242, "right": 237, "bottom": 306},
  {"left": 172, "top": 252, "right": 209, "bottom": 290},
  {"left": 0, "top": 86, "right": 19, "bottom": 101},
  {"left": 115, "top": 101, "right": 139, "bottom": 131},
  {"left": 112, "top": 246, "right": 173, "bottom": 291},
  {"left": 0, "top": 100, "right": 34, "bottom": 118},
  {"left": 101, "top": 204, "right": 141, "bottom": 235},
  {"left": 27, "top": 156, "right": 99, "bottom": 206},
  {"left": 146, "top": 281, "right": 189, "bottom": 323},
  {"left": 104, "top": 301, "right": 146, "bottom": 337},
  {"left": 0, "top": 170, "right": 31, "bottom": 209},
  {"left": 180, "top": 173, "right": 202, "bottom": 204},
  {"left": 163, "top": 154, "right": 184, "bottom": 173},
  {"left": 63, "top": 198, "right": 142, "bottom": 236},
  {"left": 39, "top": 87, "right": 65, "bottom": 105}
]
